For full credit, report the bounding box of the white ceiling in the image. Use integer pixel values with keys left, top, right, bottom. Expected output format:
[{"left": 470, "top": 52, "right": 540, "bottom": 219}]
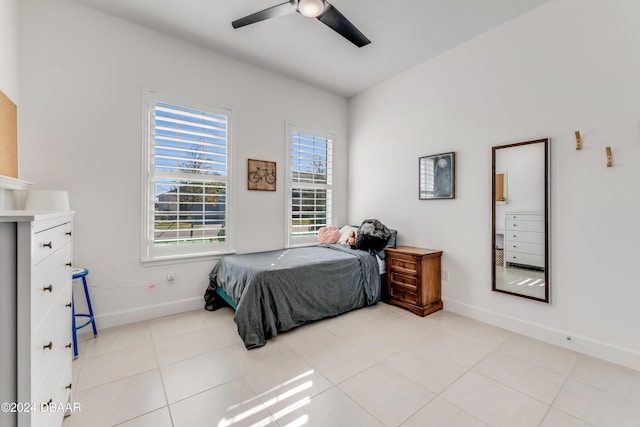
[{"left": 73, "top": 0, "right": 550, "bottom": 98}]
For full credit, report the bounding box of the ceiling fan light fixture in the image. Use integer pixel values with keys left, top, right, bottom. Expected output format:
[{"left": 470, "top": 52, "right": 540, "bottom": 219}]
[{"left": 298, "top": 0, "right": 324, "bottom": 18}]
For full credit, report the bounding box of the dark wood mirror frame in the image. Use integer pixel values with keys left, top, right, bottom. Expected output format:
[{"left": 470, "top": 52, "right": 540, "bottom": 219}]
[{"left": 492, "top": 138, "right": 550, "bottom": 303}]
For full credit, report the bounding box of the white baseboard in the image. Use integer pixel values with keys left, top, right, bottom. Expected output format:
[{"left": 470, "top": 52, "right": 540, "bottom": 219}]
[
  {"left": 93, "top": 297, "right": 204, "bottom": 330},
  {"left": 443, "top": 297, "right": 640, "bottom": 372}
]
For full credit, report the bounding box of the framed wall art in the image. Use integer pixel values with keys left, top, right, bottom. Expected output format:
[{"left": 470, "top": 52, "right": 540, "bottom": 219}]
[
  {"left": 248, "top": 159, "right": 276, "bottom": 191},
  {"left": 419, "top": 152, "right": 455, "bottom": 200}
]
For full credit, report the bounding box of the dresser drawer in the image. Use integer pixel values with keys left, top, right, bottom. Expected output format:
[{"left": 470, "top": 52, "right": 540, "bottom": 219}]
[
  {"left": 506, "top": 219, "right": 544, "bottom": 233},
  {"left": 32, "top": 221, "right": 72, "bottom": 267},
  {"left": 31, "top": 244, "right": 72, "bottom": 329},
  {"left": 31, "top": 291, "right": 73, "bottom": 394},
  {"left": 505, "top": 213, "right": 544, "bottom": 222},
  {"left": 33, "top": 356, "right": 72, "bottom": 427},
  {"left": 505, "top": 241, "right": 544, "bottom": 256},
  {"left": 388, "top": 253, "right": 419, "bottom": 273},
  {"left": 504, "top": 251, "right": 545, "bottom": 268},
  {"left": 505, "top": 230, "right": 545, "bottom": 245}
]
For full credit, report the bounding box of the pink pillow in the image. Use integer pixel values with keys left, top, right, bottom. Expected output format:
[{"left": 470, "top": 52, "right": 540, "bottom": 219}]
[{"left": 317, "top": 225, "right": 340, "bottom": 244}]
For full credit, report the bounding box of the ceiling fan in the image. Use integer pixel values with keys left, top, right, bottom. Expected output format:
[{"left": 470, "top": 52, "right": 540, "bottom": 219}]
[{"left": 232, "top": 0, "right": 371, "bottom": 48}]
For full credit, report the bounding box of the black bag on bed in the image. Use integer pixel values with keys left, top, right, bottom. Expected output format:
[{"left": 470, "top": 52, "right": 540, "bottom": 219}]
[{"left": 356, "top": 219, "right": 391, "bottom": 253}]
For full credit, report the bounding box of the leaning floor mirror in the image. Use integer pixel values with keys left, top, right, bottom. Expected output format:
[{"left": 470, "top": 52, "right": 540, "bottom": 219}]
[{"left": 492, "top": 138, "right": 550, "bottom": 303}]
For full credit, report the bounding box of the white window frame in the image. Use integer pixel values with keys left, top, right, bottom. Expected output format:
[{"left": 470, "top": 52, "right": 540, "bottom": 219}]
[
  {"left": 285, "top": 123, "right": 334, "bottom": 247},
  {"left": 141, "top": 88, "right": 235, "bottom": 262}
]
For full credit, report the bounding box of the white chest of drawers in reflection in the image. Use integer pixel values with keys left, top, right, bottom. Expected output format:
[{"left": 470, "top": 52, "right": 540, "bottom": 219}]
[
  {"left": 504, "top": 212, "right": 545, "bottom": 269},
  {"left": 0, "top": 211, "right": 74, "bottom": 427}
]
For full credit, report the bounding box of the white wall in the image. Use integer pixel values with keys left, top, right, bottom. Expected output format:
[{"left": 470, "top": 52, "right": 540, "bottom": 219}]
[
  {"left": 18, "top": 0, "right": 348, "bottom": 327},
  {"left": 349, "top": 0, "right": 640, "bottom": 370},
  {"left": 0, "top": 0, "right": 18, "bottom": 103}
]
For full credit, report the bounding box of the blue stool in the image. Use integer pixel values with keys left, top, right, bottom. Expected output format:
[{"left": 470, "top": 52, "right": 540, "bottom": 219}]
[{"left": 71, "top": 268, "right": 98, "bottom": 358}]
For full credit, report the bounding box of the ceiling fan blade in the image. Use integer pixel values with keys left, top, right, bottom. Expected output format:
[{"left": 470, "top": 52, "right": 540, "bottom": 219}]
[
  {"left": 317, "top": 2, "right": 371, "bottom": 47},
  {"left": 232, "top": 1, "right": 296, "bottom": 29}
]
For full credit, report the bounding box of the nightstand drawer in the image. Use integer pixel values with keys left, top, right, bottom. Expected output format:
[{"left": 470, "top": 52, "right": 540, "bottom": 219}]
[
  {"left": 388, "top": 254, "right": 418, "bottom": 273},
  {"left": 388, "top": 281, "right": 417, "bottom": 304},
  {"left": 389, "top": 271, "right": 418, "bottom": 288}
]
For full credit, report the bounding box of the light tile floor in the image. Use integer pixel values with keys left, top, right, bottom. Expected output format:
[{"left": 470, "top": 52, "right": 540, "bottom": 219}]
[{"left": 63, "top": 304, "right": 640, "bottom": 427}]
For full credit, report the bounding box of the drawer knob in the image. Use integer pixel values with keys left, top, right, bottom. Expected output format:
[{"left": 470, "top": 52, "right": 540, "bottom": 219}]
[
  {"left": 66, "top": 383, "right": 72, "bottom": 390},
  {"left": 43, "top": 399, "right": 52, "bottom": 407},
  {"left": 66, "top": 262, "right": 72, "bottom": 267},
  {"left": 66, "top": 342, "right": 72, "bottom": 349},
  {"left": 43, "top": 285, "right": 53, "bottom": 292},
  {"left": 66, "top": 231, "right": 72, "bottom": 236},
  {"left": 43, "top": 341, "right": 53, "bottom": 350},
  {"left": 42, "top": 241, "right": 53, "bottom": 249},
  {"left": 66, "top": 302, "right": 72, "bottom": 308}
]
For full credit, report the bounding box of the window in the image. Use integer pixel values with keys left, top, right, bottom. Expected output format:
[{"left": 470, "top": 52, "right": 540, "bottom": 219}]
[
  {"left": 286, "top": 125, "right": 333, "bottom": 246},
  {"left": 142, "top": 89, "right": 233, "bottom": 261}
]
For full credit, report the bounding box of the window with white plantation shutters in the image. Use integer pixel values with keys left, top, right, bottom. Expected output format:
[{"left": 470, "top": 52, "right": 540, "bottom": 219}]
[
  {"left": 287, "top": 125, "right": 333, "bottom": 246},
  {"left": 143, "top": 89, "right": 233, "bottom": 260}
]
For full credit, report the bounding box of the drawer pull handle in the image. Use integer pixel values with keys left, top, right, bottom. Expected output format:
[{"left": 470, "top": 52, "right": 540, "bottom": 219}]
[
  {"left": 43, "top": 285, "right": 53, "bottom": 292},
  {"left": 43, "top": 341, "right": 53, "bottom": 350},
  {"left": 66, "top": 262, "right": 72, "bottom": 267},
  {"left": 42, "top": 241, "right": 53, "bottom": 249},
  {"left": 66, "top": 231, "right": 72, "bottom": 236},
  {"left": 43, "top": 399, "right": 52, "bottom": 407},
  {"left": 66, "top": 342, "right": 72, "bottom": 349},
  {"left": 66, "top": 383, "right": 72, "bottom": 390},
  {"left": 66, "top": 302, "right": 72, "bottom": 308}
]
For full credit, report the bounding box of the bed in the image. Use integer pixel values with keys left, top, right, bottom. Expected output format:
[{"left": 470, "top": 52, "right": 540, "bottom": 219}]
[{"left": 205, "top": 229, "right": 396, "bottom": 349}]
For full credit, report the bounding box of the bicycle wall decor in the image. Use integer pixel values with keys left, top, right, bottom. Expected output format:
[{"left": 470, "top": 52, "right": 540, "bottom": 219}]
[{"left": 247, "top": 159, "right": 276, "bottom": 191}]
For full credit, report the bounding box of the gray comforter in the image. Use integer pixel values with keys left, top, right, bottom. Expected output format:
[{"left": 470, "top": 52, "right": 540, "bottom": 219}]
[{"left": 209, "top": 244, "right": 381, "bottom": 349}]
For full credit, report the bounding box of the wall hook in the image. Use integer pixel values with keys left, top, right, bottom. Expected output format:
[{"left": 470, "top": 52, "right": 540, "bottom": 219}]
[
  {"left": 575, "top": 131, "right": 582, "bottom": 150},
  {"left": 606, "top": 146, "right": 613, "bottom": 167}
]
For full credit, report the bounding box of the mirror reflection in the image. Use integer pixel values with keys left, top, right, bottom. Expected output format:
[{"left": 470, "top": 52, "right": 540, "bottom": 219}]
[{"left": 492, "top": 139, "right": 549, "bottom": 302}]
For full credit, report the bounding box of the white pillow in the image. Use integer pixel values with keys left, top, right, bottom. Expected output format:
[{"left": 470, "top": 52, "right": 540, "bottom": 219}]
[{"left": 337, "top": 225, "right": 358, "bottom": 244}]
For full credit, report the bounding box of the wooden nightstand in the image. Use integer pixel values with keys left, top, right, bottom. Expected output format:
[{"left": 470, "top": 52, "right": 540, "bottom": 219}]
[{"left": 383, "top": 246, "right": 443, "bottom": 316}]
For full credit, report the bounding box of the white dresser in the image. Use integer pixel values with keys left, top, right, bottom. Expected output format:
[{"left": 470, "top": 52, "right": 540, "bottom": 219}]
[
  {"left": 504, "top": 212, "right": 545, "bottom": 269},
  {"left": 0, "top": 212, "right": 74, "bottom": 427}
]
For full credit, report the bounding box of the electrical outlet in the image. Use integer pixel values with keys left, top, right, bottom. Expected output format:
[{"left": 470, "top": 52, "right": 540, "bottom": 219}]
[
  {"left": 167, "top": 273, "right": 176, "bottom": 284},
  {"left": 441, "top": 270, "right": 450, "bottom": 281}
]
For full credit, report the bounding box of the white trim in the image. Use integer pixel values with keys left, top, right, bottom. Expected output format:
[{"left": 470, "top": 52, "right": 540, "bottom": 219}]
[
  {"left": 140, "top": 86, "right": 236, "bottom": 262},
  {"left": 443, "top": 297, "right": 640, "bottom": 372},
  {"left": 90, "top": 296, "right": 204, "bottom": 330},
  {"left": 284, "top": 122, "right": 334, "bottom": 247},
  {"left": 0, "top": 175, "right": 31, "bottom": 190}
]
